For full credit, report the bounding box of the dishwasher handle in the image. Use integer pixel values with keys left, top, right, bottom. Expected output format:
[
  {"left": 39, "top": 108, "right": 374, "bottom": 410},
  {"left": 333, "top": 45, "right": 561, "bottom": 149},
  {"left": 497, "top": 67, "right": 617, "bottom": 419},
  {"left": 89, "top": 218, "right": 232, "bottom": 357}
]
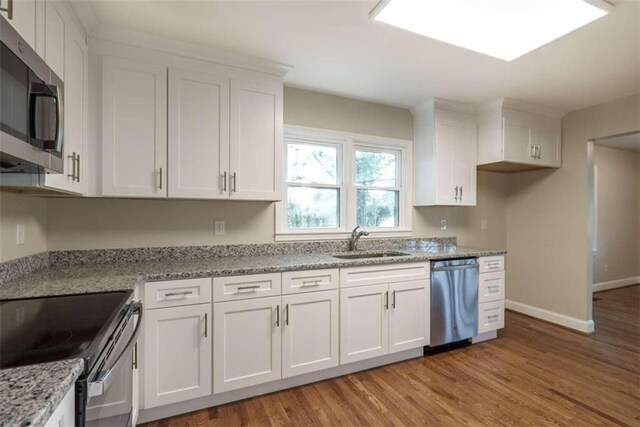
[{"left": 431, "top": 264, "right": 479, "bottom": 272}]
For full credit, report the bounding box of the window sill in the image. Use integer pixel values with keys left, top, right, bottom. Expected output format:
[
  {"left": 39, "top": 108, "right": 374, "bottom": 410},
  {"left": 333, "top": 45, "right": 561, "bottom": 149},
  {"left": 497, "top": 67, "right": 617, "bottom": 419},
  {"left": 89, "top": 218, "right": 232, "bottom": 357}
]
[{"left": 275, "top": 229, "right": 413, "bottom": 242}]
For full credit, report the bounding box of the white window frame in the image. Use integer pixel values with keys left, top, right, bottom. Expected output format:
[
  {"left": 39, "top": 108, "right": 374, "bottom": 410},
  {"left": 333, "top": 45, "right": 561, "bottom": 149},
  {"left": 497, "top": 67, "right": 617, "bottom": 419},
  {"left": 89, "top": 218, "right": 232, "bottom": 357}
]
[{"left": 276, "top": 125, "right": 412, "bottom": 241}]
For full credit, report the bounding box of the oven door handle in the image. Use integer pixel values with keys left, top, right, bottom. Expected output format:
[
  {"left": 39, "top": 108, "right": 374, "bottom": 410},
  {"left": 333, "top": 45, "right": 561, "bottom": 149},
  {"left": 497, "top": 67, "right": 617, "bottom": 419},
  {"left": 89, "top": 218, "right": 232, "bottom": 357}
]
[{"left": 88, "top": 302, "right": 143, "bottom": 398}]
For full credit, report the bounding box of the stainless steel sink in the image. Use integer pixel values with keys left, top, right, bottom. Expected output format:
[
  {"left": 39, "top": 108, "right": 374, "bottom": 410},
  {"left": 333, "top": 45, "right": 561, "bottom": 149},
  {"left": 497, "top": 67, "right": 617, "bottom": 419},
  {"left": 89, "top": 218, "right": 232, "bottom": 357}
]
[{"left": 331, "top": 251, "right": 411, "bottom": 260}]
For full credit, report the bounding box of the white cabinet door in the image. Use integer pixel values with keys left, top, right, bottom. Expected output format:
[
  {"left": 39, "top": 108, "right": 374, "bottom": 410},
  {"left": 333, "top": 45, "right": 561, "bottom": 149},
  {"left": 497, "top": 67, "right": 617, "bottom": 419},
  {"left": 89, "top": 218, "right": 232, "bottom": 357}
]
[
  {"left": 2, "top": 0, "right": 37, "bottom": 50},
  {"left": 102, "top": 56, "right": 167, "bottom": 198},
  {"left": 282, "top": 290, "right": 339, "bottom": 378},
  {"left": 453, "top": 121, "right": 477, "bottom": 206},
  {"left": 214, "top": 296, "right": 281, "bottom": 393},
  {"left": 229, "top": 79, "right": 282, "bottom": 201},
  {"left": 388, "top": 280, "right": 429, "bottom": 353},
  {"left": 44, "top": 23, "right": 87, "bottom": 194},
  {"left": 168, "top": 68, "right": 230, "bottom": 199},
  {"left": 536, "top": 124, "right": 561, "bottom": 167},
  {"left": 434, "top": 115, "right": 456, "bottom": 205},
  {"left": 503, "top": 115, "right": 534, "bottom": 164},
  {"left": 44, "top": 0, "right": 64, "bottom": 80},
  {"left": 340, "top": 284, "right": 389, "bottom": 364},
  {"left": 143, "top": 304, "right": 211, "bottom": 408},
  {"left": 44, "top": 386, "right": 74, "bottom": 427}
]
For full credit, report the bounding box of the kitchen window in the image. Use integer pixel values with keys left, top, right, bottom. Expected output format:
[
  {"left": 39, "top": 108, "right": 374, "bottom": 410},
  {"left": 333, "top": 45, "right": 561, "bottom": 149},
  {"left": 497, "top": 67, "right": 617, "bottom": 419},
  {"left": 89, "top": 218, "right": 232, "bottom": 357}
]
[{"left": 276, "top": 126, "right": 412, "bottom": 240}]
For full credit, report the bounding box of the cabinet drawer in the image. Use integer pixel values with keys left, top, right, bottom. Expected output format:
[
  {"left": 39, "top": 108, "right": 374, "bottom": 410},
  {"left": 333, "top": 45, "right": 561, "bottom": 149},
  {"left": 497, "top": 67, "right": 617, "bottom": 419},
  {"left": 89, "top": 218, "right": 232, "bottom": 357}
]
[
  {"left": 282, "top": 269, "right": 338, "bottom": 294},
  {"left": 479, "top": 271, "right": 505, "bottom": 303},
  {"left": 479, "top": 256, "right": 504, "bottom": 273},
  {"left": 213, "top": 273, "right": 281, "bottom": 302},
  {"left": 340, "top": 262, "right": 429, "bottom": 288},
  {"left": 478, "top": 301, "right": 505, "bottom": 334},
  {"left": 144, "top": 278, "right": 212, "bottom": 309}
]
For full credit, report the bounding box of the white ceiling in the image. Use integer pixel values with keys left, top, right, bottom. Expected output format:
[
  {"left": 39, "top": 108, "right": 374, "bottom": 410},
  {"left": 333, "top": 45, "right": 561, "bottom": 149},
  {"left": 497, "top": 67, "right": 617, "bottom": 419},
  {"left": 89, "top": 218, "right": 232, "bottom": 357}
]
[
  {"left": 87, "top": 0, "right": 639, "bottom": 112},
  {"left": 595, "top": 132, "right": 640, "bottom": 152}
]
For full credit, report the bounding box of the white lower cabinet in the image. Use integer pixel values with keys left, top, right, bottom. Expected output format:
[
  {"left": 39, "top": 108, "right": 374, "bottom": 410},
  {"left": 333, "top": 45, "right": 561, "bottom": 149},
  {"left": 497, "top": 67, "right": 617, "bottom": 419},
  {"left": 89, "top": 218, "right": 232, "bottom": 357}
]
[
  {"left": 340, "top": 284, "right": 389, "bottom": 364},
  {"left": 282, "top": 290, "right": 339, "bottom": 378},
  {"left": 213, "top": 296, "right": 281, "bottom": 393},
  {"left": 143, "top": 304, "right": 212, "bottom": 408},
  {"left": 44, "top": 386, "right": 74, "bottom": 427},
  {"left": 340, "top": 279, "right": 428, "bottom": 364},
  {"left": 388, "top": 280, "right": 429, "bottom": 353}
]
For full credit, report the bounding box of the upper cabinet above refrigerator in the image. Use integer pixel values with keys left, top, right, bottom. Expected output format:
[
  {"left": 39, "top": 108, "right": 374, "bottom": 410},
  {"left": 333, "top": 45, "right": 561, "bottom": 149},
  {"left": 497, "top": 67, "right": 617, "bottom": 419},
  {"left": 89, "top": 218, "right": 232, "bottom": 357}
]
[{"left": 477, "top": 98, "right": 563, "bottom": 172}]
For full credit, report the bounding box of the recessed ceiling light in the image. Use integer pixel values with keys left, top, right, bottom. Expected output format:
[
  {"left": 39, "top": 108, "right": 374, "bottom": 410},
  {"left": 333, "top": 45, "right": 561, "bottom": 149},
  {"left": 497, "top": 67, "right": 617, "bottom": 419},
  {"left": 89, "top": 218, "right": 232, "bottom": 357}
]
[{"left": 370, "top": 0, "right": 612, "bottom": 61}]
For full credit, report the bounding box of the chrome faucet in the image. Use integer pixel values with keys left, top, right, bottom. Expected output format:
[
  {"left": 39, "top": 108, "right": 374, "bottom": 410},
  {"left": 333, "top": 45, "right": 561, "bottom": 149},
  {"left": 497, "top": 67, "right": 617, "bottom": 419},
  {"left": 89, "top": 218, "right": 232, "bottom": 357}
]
[{"left": 349, "top": 226, "right": 369, "bottom": 251}]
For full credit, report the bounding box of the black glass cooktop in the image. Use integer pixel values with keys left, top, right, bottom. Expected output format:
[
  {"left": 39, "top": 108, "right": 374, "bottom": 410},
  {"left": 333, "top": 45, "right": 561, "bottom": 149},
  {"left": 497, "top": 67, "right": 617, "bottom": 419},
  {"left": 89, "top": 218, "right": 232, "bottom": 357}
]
[{"left": 0, "top": 291, "right": 131, "bottom": 370}]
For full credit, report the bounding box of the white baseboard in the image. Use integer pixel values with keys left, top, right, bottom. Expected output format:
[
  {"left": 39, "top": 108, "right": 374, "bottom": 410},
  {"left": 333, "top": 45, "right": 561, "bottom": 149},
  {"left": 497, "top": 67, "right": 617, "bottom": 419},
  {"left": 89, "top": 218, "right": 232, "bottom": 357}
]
[
  {"left": 593, "top": 276, "right": 640, "bottom": 293},
  {"left": 505, "top": 300, "right": 595, "bottom": 334}
]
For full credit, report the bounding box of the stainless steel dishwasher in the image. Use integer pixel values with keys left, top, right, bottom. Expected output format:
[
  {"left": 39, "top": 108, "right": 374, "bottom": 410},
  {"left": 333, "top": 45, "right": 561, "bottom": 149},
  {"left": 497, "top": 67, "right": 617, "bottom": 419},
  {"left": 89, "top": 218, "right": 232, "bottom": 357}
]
[{"left": 430, "top": 258, "right": 479, "bottom": 346}]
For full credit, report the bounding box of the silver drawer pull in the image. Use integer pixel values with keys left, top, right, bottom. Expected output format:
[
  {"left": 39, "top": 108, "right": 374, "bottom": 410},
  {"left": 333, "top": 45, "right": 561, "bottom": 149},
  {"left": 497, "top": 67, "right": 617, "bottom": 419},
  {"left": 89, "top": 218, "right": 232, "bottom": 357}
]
[
  {"left": 164, "top": 291, "right": 193, "bottom": 297},
  {"left": 487, "top": 263, "right": 501, "bottom": 268},
  {"left": 488, "top": 285, "right": 500, "bottom": 291},
  {"left": 488, "top": 314, "right": 500, "bottom": 320},
  {"left": 237, "top": 285, "right": 261, "bottom": 292},
  {"left": 301, "top": 280, "right": 322, "bottom": 287}
]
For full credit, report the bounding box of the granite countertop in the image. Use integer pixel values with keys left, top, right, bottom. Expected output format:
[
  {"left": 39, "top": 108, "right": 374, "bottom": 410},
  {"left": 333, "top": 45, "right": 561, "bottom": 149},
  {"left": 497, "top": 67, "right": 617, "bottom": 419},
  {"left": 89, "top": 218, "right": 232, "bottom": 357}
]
[
  {"left": 0, "top": 242, "right": 504, "bottom": 426},
  {"left": 0, "top": 359, "right": 84, "bottom": 427},
  {"left": 0, "top": 245, "right": 505, "bottom": 300}
]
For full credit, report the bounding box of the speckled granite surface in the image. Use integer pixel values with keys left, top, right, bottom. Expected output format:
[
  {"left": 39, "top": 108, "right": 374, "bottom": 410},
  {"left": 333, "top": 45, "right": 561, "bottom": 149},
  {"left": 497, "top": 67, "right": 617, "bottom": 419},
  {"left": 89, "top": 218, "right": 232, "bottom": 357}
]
[
  {"left": 0, "top": 359, "right": 84, "bottom": 427},
  {"left": 0, "top": 238, "right": 504, "bottom": 425},
  {"left": 0, "top": 243, "right": 504, "bottom": 300}
]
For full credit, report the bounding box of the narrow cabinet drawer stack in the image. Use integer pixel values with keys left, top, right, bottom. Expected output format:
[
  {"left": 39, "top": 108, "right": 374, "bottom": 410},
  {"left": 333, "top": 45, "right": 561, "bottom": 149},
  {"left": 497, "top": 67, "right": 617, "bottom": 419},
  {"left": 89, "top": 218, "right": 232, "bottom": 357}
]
[{"left": 476, "top": 256, "right": 506, "bottom": 338}]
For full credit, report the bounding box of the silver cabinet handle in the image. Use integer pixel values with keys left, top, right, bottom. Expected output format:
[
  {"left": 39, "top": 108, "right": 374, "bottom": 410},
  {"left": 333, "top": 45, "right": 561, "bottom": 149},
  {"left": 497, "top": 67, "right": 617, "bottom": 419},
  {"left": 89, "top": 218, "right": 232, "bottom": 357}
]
[
  {"left": 384, "top": 291, "right": 389, "bottom": 310},
  {"left": 1, "top": 0, "right": 13, "bottom": 20},
  {"left": 236, "top": 285, "right": 260, "bottom": 293},
  {"left": 132, "top": 343, "right": 138, "bottom": 369},
  {"left": 276, "top": 304, "right": 280, "bottom": 327},
  {"left": 488, "top": 314, "right": 500, "bottom": 321},
  {"left": 301, "top": 280, "right": 321, "bottom": 288},
  {"left": 530, "top": 145, "right": 536, "bottom": 158},
  {"left": 455, "top": 186, "right": 459, "bottom": 201},
  {"left": 285, "top": 304, "right": 289, "bottom": 326},
  {"left": 159, "top": 167, "right": 163, "bottom": 190},
  {"left": 222, "top": 171, "right": 227, "bottom": 192},
  {"left": 164, "top": 291, "right": 193, "bottom": 297},
  {"left": 231, "top": 172, "right": 237, "bottom": 193},
  {"left": 67, "top": 152, "right": 77, "bottom": 180},
  {"left": 392, "top": 290, "right": 396, "bottom": 308},
  {"left": 537, "top": 145, "right": 541, "bottom": 159},
  {"left": 76, "top": 154, "right": 81, "bottom": 182},
  {"left": 204, "top": 313, "right": 208, "bottom": 338},
  {"left": 460, "top": 186, "right": 463, "bottom": 201}
]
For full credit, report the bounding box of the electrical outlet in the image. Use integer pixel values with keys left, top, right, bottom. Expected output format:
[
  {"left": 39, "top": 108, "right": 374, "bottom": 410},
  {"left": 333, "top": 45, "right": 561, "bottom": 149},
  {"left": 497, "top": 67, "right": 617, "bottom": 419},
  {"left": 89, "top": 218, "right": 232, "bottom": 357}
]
[
  {"left": 604, "top": 263, "right": 608, "bottom": 272},
  {"left": 16, "top": 224, "right": 25, "bottom": 245},
  {"left": 481, "top": 219, "right": 487, "bottom": 230},
  {"left": 214, "top": 220, "right": 225, "bottom": 235},
  {"left": 440, "top": 219, "right": 447, "bottom": 230}
]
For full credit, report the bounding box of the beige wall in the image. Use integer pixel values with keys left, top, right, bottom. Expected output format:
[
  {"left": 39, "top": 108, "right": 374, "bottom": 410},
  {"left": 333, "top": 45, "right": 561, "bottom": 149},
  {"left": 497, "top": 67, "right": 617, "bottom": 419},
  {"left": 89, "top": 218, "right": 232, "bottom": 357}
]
[
  {"left": 0, "top": 192, "right": 48, "bottom": 262},
  {"left": 506, "top": 94, "right": 640, "bottom": 323},
  {"left": 593, "top": 146, "right": 640, "bottom": 283},
  {"left": 44, "top": 87, "right": 506, "bottom": 252}
]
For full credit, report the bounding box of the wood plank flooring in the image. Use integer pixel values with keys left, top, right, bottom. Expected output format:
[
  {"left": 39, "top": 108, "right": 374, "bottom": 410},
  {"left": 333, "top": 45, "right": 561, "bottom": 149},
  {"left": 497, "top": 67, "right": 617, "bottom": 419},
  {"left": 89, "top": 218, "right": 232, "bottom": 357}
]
[{"left": 142, "top": 285, "right": 640, "bottom": 427}]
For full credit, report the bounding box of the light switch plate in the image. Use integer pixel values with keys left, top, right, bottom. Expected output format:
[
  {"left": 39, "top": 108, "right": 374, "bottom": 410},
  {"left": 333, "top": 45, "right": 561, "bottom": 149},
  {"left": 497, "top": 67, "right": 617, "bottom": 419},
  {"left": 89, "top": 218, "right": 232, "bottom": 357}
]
[
  {"left": 16, "top": 224, "right": 25, "bottom": 245},
  {"left": 440, "top": 219, "right": 447, "bottom": 230},
  {"left": 214, "top": 220, "right": 225, "bottom": 235},
  {"left": 481, "top": 219, "right": 487, "bottom": 230}
]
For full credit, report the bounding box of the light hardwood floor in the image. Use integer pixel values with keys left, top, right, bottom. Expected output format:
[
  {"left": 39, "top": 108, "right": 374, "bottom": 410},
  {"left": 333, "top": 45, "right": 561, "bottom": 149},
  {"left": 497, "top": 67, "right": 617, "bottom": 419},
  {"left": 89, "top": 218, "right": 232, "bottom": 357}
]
[{"left": 142, "top": 285, "right": 640, "bottom": 427}]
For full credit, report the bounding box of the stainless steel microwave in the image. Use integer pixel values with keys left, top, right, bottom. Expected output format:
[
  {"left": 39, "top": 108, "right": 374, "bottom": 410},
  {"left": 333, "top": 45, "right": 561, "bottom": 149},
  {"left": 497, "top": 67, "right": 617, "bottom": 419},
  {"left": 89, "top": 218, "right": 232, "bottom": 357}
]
[{"left": 0, "top": 15, "right": 64, "bottom": 174}]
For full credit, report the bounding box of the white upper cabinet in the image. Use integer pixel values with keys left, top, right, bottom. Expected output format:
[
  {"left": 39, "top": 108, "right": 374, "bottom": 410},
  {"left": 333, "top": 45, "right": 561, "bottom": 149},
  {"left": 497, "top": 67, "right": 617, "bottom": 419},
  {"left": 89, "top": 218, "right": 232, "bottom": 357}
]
[
  {"left": 1, "top": 0, "right": 38, "bottom": 51},
  {"left": 101, "top": 56, "right": 167, "bottom": 198},
  {"left": 229, "top": 79, "right": 283, "bottom": 201},
  {"left": 43, "top": 19, "right": 87, "bottom": 194},
  {"left": 44, "top": 0, "right": 64, "bottom": 80},
  {"left": 477, "top": 98, "right": 562, "bottom": 172},
  {"left": 168, "top": 68, "right": 230, "bottom": 199},
  {"left": 412, "top": 98, "right": 477, "bottom": 206}
]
